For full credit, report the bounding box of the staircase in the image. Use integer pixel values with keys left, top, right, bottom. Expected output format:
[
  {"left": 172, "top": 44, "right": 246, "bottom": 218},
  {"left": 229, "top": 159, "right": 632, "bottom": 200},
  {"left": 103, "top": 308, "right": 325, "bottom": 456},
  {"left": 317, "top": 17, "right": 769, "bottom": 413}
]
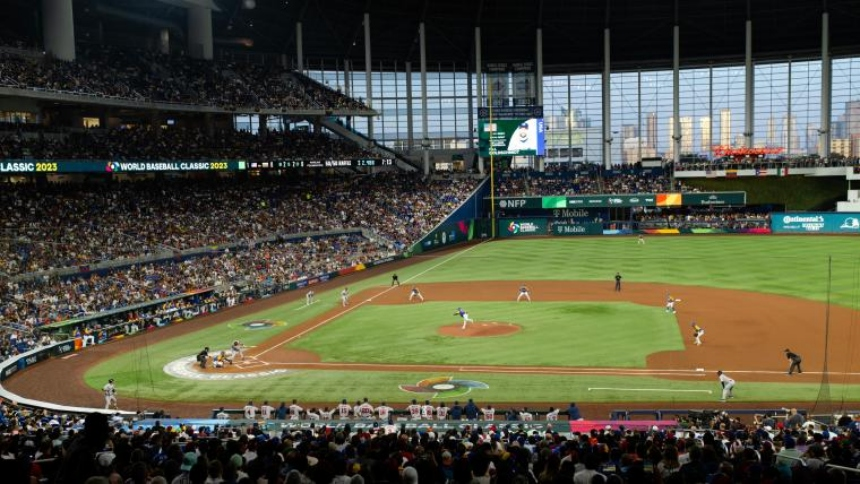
[{"left": 320, "top": 118, "right": 421, "bottom": 172}]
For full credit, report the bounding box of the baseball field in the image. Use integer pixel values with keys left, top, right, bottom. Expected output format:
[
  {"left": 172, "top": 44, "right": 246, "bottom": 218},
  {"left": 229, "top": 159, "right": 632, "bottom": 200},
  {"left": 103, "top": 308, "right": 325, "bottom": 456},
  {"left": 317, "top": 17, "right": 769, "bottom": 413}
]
[{"left": 7, "top": 235, "right": 860, "bottom": 417}]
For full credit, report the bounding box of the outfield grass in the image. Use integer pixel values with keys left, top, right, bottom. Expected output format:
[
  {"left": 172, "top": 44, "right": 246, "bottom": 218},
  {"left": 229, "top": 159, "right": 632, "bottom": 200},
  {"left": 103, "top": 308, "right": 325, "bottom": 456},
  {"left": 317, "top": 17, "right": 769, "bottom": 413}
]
[
  {"left": 414, "top": 237, "right": 860, "bottom": 308},
  {"left": 85, "top": 236, "right": 860, "bottom": 405}
]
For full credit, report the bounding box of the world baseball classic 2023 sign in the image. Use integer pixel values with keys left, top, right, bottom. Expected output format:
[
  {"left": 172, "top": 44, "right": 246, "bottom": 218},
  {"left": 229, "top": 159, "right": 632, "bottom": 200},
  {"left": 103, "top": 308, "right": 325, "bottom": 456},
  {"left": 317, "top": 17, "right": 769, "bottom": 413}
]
[{"left": 771, "top": 213, "right": 860, "bottom": 234}]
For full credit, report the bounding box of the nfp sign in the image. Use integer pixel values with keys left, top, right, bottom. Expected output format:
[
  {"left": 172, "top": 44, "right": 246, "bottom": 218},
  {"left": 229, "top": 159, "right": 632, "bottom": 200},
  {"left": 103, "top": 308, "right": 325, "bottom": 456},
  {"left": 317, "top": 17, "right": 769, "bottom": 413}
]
[
  {"left": 771, "top": 212, "right": 860, "bottom": 234},
  {"left": 493, "top": 198, "right": 543, "bottom": 210}
]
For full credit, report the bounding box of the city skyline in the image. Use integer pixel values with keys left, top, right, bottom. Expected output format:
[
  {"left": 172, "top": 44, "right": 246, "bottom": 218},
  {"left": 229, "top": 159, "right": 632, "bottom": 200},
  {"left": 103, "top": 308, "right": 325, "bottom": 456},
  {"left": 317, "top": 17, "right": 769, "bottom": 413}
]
[{"left": 309, "top": 57, "right": 860, "bottom": 158}]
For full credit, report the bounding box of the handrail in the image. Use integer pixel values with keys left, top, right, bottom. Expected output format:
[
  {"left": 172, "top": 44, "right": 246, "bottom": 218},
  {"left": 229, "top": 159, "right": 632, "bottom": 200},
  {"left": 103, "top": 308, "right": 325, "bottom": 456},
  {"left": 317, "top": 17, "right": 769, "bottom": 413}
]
[{"left": 824, "top": 463, "right": 860, "bottom": 475}]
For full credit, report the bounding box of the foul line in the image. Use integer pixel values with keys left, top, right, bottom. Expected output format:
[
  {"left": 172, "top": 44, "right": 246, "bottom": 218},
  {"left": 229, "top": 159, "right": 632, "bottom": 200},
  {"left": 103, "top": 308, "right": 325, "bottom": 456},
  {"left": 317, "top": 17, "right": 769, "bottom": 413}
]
[
  {"left": 293, "top": 300, "right": 320, "bottom": 311},
  {"left": 588, "top": 387, "right": 713, "bottom": 394},
  {"left": 253, "top": 241, "right": 488, "bottom": 359}
]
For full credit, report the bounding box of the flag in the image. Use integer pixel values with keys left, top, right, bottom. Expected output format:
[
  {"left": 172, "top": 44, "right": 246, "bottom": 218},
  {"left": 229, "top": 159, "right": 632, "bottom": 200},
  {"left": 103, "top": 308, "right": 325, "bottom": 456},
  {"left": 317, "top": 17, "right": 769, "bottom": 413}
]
[
  {"left": 755, "top": 167, "right": 767, "bottom": 176},
  {"left": 705, "top": 168, "right": 716, "bottom": 178},
  {"left": 726, "top": 169, "right": 738, "bottom": 178},
  {"left": 779, "top": 166, "right": 789, "bottom": 177}
]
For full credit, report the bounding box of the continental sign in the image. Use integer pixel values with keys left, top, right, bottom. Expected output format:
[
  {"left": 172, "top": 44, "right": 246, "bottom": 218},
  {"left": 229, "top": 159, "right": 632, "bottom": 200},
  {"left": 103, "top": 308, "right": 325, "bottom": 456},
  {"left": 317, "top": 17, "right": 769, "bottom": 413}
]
[
  {"left": 491, "top": 191, "right": 746, "bottom": 209},
  {"left": 771, "top": 212, "right": 860, "bottom": 234}
]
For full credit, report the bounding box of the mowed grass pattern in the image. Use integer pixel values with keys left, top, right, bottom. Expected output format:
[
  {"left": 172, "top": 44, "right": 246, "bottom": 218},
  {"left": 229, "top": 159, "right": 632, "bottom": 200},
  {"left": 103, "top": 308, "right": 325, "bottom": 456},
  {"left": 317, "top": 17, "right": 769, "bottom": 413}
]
[
  {"left": 416, "top": 237, "right": 860, "bottom": 308},
  {"left": 290, "top": 302, "right": 683, "bottom": 367},
  {"left": 83, "top": 236, "right": 860, "bottom": 405}
]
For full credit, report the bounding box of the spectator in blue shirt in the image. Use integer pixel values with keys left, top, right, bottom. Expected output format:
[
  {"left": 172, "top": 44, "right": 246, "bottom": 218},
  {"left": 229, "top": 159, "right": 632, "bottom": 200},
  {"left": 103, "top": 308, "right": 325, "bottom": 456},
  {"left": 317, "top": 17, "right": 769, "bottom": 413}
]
[
  {"left": 450, "top": 401, "right": 463, "bottom": 420},
  {"left": 567, "top": 402, "right": 583, "bottom": 421},
  {"left": 464, "top": 399, "right": 479, "bottom": 420}
]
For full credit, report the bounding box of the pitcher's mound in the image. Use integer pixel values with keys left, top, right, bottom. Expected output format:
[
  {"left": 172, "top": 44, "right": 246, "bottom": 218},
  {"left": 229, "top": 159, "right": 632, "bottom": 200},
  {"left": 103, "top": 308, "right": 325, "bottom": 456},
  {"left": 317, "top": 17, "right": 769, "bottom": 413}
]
[{"left": 439, "top": 322, "right": 521, "bottom": 337}]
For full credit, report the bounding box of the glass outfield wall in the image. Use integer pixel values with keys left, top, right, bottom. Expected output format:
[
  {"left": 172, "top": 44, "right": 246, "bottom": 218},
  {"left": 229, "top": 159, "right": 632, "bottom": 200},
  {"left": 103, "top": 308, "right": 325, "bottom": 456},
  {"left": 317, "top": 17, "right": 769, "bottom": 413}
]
[{"left": 305, "top": 56, "right": 860, "bottom": 162}]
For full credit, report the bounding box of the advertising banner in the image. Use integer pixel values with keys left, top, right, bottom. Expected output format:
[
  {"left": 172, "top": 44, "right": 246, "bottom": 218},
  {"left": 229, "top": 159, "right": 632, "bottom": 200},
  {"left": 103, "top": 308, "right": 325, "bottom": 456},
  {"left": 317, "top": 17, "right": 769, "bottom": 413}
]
[
  {"left": 551, "top": 222, "right": 603, "bottom": 236},
  {"left": 548, "top": 208, "right": 602, "bottom": 219},
  {"left": 498, "top": 218, "right": 548, "bottom": 237},
  {"left": 417, "top": 220, "right": 475, "bottom": 252},
  {"left": 0, "top": 160, "right": 247, "bottom": 174},
  {"left": 771, "top": 213, "right": 860, "bottom": 234},
  {"left": 567, "top": 194, "right": 657, "bottom": 208},
  {"left": 492, "top": 193, "right": 744, "bottom": 210},
  {"left": 681, "top": 192, "right": 747, "bottom": 206},
  {"left": 493, "top": 197, "right": 544, "bottom": 210}
]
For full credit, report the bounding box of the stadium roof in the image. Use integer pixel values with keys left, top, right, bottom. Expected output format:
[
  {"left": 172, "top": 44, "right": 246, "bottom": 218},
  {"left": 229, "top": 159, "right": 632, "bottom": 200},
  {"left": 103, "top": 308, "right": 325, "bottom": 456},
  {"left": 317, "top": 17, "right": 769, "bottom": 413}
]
[{"left": 7, "top": 0, "right": 860, "bottom": 73}]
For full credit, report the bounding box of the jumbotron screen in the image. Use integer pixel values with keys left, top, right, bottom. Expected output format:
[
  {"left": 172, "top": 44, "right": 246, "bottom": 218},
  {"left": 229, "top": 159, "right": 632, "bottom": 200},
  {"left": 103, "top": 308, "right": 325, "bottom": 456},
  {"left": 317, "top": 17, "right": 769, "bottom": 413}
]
[{"left": 478, "top": 118, "right": 546, "bottom": 157}]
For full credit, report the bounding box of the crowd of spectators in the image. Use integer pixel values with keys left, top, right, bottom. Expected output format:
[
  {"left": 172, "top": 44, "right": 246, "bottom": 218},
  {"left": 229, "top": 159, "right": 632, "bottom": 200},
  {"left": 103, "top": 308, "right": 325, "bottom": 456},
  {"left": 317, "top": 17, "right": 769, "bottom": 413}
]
[
  {"left": 635, "top": 211, "right": 771, "bottom": 231},
  {"left": 0, "top": 174, "right": 478, "bottom": 275},
  {"left": 0, "top": 234, "right": 392, "bottom": 347},
  {"left": 291, "top": 73, "right": 370, "bottom": 111},
  {"left": 0, "top": 401, "right": 856, "bottom": 483},
  {"left": 0, "top": 124, "right": 375, "bottom": 162},
  {"left": 0, "top": 174, "right": 477, "bottom": 359},
  {"left": 0, "top": 46, "right": 370, "bottom": 112},
  {"left": 494, "top": 169, "right": 690, "bottom": 197},
  {"left": 672, "top": 156, "right": 860, "bottom": 172}
]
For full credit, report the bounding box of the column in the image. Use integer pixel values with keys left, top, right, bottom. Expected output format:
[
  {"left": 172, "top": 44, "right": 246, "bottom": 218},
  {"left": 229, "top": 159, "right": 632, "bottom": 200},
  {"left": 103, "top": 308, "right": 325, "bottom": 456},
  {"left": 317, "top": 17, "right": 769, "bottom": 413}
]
[
  {"left": 364, "top": 13, "right": 373, "bottom": 138},
  {"left": 187, "top": 6, "right": 213, "bottom": 60},
  {"left": 637, "top": 70, "right": 642, "bottom": 163},
  {"left": 41, "top": 0, "right": 76, "bottom": 61},
  {"left": 744, "top": 18, "right": 753, "bottom": 148},
  {"left": 405, "top": 62, "right": 414, "bottom": 151},
  {"left": 672, "top": 24, "right": 681, "bottom": 166},
  {"left": 535, "top": 27, "right": 545, "bottom": 172},
  {"left": 567, "top": 75, "right": 572, "bottom": 162},
  {"left": 787, "top": 58, "right": 792, "bottom": 155},
  {"left": 296, "top": 22, "right": 304, "bottom": 73},
  {"left": 467, "top": 70, "right": 475, "bottom": 151},
  {"left": 475, "top": 27, "right": 484, "bottom": 175},
  {"left": 708, "top": 65, "right": 714, "bottom": 157},
  {"left": 258, "top": 114, "right": 268, "bottom": 138},
  {"left": 344, "top": 59, "right": 351, "bottom": 97},
  {"left": 159, "top": 28, "right": 170, "bottom": 55},
  {"left": 420, "top": 22, "right": 430, "bottom": 175},
  {"left": 602, "top": 28, "right": 612, "bottom": 169},
  {"left": 819, "top": 11, "right": 831, "bottom": 157}
]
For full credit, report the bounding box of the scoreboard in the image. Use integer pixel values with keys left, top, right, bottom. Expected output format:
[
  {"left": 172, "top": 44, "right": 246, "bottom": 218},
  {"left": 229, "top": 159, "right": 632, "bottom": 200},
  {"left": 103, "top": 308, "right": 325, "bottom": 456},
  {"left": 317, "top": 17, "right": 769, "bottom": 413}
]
[{"left": 270, "top": 159, "right": 394, "bottom": 169}]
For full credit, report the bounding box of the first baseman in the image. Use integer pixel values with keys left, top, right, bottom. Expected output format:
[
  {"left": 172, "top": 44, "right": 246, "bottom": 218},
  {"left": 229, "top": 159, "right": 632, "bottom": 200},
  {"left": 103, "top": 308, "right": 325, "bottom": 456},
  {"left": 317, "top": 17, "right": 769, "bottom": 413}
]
[{"left": 717, "top": 370, "right": 735, "bottom": 401}]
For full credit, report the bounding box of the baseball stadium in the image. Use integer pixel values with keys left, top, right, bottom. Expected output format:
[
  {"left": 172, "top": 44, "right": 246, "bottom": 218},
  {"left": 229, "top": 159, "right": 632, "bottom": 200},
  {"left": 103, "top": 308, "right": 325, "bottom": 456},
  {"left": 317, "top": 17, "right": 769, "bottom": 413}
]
[{"left": 2, "top": 0, "right": 860, "bottom": 482}]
